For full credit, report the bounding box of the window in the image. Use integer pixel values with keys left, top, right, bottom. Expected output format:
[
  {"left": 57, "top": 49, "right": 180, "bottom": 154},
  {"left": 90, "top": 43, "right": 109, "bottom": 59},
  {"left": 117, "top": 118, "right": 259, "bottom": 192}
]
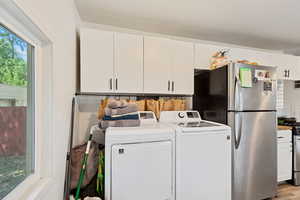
[{"left": 0, "top": 23, "right": 35, "bottom": 199}]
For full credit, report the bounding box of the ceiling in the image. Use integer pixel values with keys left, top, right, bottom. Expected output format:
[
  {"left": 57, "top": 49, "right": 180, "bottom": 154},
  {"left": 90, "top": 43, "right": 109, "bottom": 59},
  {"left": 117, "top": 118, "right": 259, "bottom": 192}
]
[{"left": 75, "top": 0, "right": 300, "bottom": 52}]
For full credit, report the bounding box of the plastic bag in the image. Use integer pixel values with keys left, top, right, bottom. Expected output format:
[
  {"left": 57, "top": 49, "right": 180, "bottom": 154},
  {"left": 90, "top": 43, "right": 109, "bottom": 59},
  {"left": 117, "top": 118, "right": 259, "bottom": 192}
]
[
  {"left": 70, "top": 142, "right": 99, "bottom": 190},
  {"left": 98, "top": 99, "right": 109, "bottom": 120},
  {"left": 146, "top": 99, "right": 160, "bottom": 118},
  {"left": 159, "top": 99, "right": 174, "bottom": 112},
  {"left": 173, "top": 99, "right": 186, "bottom": 110}
]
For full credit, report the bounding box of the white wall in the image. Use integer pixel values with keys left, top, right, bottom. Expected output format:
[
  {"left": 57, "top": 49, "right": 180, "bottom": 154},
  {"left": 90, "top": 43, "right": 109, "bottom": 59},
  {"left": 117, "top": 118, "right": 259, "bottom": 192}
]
[{"left": 12, "top": 0, "right": 78, "bottom": 199}]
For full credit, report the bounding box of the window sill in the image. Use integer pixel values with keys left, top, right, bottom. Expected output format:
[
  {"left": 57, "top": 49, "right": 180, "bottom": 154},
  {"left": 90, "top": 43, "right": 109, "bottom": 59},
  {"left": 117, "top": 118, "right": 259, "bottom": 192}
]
[{"left": 3, "top": 176, "right": 54, "bottom": 200}]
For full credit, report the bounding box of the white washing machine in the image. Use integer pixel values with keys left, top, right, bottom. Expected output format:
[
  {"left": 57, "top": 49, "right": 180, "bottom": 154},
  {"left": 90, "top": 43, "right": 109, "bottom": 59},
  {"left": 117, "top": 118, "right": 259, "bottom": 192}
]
[
  {"left": 160, "top": 111, "right": 232, "bottom": 200},
  {"left": 105, "top": 111, "right": 175, "bottom": 200}
]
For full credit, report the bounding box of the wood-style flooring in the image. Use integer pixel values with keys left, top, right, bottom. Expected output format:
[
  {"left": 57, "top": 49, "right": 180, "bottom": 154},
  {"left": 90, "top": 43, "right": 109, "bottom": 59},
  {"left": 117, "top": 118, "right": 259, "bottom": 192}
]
[{"left": 274, "top": 183, "right": 300, "bottom": 200}]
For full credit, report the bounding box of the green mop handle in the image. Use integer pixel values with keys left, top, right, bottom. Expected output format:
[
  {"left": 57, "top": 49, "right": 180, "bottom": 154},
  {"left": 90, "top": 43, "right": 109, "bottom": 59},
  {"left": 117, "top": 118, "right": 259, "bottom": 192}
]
[
  {"left": 97, "top": 151, "right": 104, "bottom": 196},
  {"left": 75, "top": 125, "right": 99, "bottom": 200}
]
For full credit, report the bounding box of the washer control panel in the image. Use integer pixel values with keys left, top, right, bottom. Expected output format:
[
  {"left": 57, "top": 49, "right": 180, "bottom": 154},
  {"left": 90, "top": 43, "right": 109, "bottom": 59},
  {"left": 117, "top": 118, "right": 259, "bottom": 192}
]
[
  {"left": 160, "top": 111, "right": 201, "bottom": 123},
  {"left": 186, "top": 111, "right": 200, "bottom": 119},
  {"left": 178, "top": 112, "right": 185, "bottom": 118}
]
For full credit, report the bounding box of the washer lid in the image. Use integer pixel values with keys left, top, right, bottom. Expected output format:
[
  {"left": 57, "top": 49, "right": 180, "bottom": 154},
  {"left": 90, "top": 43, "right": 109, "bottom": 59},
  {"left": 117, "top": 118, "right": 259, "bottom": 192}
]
[{"left": 177, "top": 120, "right": 231, "bottom": 133}]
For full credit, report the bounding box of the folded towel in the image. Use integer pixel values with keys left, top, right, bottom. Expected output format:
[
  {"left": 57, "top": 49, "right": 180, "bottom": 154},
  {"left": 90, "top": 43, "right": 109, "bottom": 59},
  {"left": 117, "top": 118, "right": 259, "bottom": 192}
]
[
  {"left": 99, "top": 120, "right": 140, "bottom": 129},
  {"left": 103, "top": 114, "right": 139, "bottom": 121},
  {"left": 107, "top": 99, "right": 128, "bottom": 109},
  {"left": 105, "top": 103, "right": 138, "bottom": 116}
]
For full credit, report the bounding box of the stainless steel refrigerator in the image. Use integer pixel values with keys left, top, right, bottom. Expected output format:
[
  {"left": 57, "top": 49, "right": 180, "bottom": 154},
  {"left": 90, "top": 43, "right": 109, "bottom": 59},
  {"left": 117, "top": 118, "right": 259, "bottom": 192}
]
[{"left": 193, "top": 63, "right": 277, "bottom": 200}]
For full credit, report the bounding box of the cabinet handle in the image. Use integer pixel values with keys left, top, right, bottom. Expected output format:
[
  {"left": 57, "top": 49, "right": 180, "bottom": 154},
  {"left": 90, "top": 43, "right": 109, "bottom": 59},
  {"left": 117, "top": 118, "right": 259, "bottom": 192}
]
[
  {"left": 288, "top": 70, "right": 290, "bottom": 78},
  {"left": 284, "top": 70, "right": 287, "bottom": 78},
  {"left": 115, "top": 78, "right": 118, "bottom": 91},
  {"left": 109, "top": 78, "right": 112, "bottom": 90},
  {"left": 168, "top": 80, "right": 170, "bottom": 91},
  {"left": 172, "top": 81, "right": 174, "bottom": 92}
]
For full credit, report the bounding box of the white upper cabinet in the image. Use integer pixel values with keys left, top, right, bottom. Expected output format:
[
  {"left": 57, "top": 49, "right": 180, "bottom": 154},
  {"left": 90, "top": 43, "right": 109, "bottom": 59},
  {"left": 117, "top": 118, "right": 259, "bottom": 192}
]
[
  {"left": 230, "top": 48, "right": 276, "bottom": 66},
  {"left": 194, "top": 43, "right": 300, "bottom": 81},
  {"left": 80, "top": 28, "right": 144, "bottom": 93},
  {"left": 194, "top": 43, "right": 221, "bottom": 70},
  {"left": 172, "top": 40, "right": 194, "bottom": 95},
  {"left": 144, "top": 36, "right": 172, "bottom": 94},
  {"left": 114, "top": 33, "right": 143, "bottom": 93},
  {"left": 296, "top": 57, "right": 300, "bottom": 80},
  {"left": 194, "top": 44, "right": 276, "bottom": 69},
  {"left": 81, "top": 29, "right": 194, "bottom": 95},
  {"left": 286, "top": 55, "right": 299, "bottom": 80},
  {"left": 230, "top": 48, "right": 253, "bottom": 63},
  {"left": 276, "top": 54, "right": 299, "bottom": 80},
  {"left": 80, "top": 28, "right": 114, "bottom": 93},
  {"left": 144, "top": 36, "right": 194, "bottom": 94}
]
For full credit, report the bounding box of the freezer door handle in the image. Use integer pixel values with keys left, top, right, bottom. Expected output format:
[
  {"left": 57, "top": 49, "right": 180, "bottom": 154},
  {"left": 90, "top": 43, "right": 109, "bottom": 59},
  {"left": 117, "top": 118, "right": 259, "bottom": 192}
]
[
  {"left": 234, "top": 75, "right": 242, "bottom": 111},
  {"left": 234, "top": 112, "right": 243, "bottom": 149}
]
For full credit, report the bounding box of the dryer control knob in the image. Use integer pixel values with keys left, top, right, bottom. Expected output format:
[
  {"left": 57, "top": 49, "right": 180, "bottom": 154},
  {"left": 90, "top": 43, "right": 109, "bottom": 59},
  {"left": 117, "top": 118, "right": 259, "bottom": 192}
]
[{"left": 178, "top": 112, "right": 185, "bottom": 118}]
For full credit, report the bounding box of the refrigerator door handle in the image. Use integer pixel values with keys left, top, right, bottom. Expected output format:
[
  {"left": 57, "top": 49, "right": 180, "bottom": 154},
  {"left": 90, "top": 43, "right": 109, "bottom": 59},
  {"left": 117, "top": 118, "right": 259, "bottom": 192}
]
[
  {"left": 234, "top": 112, "right": 243, "bottom": 149},
  {"left": 234, "top": 76, "right": 242, "bottom": 111}
]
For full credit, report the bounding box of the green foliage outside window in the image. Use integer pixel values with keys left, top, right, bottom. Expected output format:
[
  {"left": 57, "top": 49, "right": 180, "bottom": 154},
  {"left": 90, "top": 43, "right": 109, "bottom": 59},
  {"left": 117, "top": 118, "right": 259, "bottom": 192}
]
[{"left": 0, "top": 26, "right": 27, "bottom": 87}]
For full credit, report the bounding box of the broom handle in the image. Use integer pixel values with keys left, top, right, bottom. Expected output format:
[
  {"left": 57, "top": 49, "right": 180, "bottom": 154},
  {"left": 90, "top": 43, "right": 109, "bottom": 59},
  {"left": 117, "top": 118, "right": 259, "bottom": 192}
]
[{"left": 75, "top": 125, "right": 99, "bottom": 200}]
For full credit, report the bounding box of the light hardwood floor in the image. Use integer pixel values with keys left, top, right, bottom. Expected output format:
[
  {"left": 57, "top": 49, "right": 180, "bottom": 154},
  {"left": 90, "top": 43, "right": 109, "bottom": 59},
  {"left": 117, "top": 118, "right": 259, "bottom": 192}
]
[{"left": 274, "top": 183, "right": 300, "bottom": 200}]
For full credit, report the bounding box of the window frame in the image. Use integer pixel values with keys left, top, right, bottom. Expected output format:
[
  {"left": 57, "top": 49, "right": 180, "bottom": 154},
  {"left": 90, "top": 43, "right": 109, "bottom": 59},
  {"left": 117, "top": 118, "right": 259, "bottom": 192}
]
[
  {"left": 0, "top": 21, "right": 36, "bottom": 198},
  {"left": 0, "top": 1, "right": 55, "bottom": 200}
]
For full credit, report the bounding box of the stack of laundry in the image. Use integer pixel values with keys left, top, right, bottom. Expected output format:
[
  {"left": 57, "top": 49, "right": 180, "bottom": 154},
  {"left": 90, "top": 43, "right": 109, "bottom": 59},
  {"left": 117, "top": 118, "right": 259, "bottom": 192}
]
[{"left": 99, "top": 99, "right": 140, "bottom": 129}]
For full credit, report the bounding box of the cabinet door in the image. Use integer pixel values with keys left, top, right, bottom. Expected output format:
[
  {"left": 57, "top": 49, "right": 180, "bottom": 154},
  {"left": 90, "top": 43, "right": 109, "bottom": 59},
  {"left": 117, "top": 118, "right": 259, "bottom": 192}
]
[
  {"left": 277, "top": 130, "right": 292, "bottom": 143},
  {"left": 194, "top": 43, "right": 222, "bottom": 70},
  {"left": 296, "top": 57, "right": 300, "bottom": 80},
  {"left": 286, "top": 55, "right": 299, "bottom": 80},
  {"left": 80, "top": 28, "right": 114, "bottom": 93},
  {"left": 111, "top": 141, "right": 173, "bottom": 200},
  {"left": 115, "top": 33, "right": 143, "bottom": 93},
  {"left": 144, "top": 36, "right": 172, "bottom": 94},
  {"left": 230, "top": 48, "right": 259, "bottom": 63},
  {"left": 277, "top": 54, "right": 298, "bottom": 80},
  {"left": 171, "top": 41, "right": 194, "bottom": 95},
  {"left": 231, "top": 48, "right": 275, "bottom": 67},
  {"left": 277, "top": 143, "right": 292, "bottom": 182}
]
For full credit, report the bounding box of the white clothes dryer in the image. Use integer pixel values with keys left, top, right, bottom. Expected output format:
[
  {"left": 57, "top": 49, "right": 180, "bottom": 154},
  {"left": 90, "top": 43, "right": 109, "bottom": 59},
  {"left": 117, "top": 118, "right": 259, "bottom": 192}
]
[{"left": 105, "top": 111, "right": 175, "bottom": 200}]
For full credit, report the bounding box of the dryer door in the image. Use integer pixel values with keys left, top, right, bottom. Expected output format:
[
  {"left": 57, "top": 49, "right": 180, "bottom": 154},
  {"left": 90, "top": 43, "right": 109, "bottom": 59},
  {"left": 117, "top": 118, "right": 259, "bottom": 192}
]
[{"left": 111, "top": 141, "right": 173, "bottom": 200}]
